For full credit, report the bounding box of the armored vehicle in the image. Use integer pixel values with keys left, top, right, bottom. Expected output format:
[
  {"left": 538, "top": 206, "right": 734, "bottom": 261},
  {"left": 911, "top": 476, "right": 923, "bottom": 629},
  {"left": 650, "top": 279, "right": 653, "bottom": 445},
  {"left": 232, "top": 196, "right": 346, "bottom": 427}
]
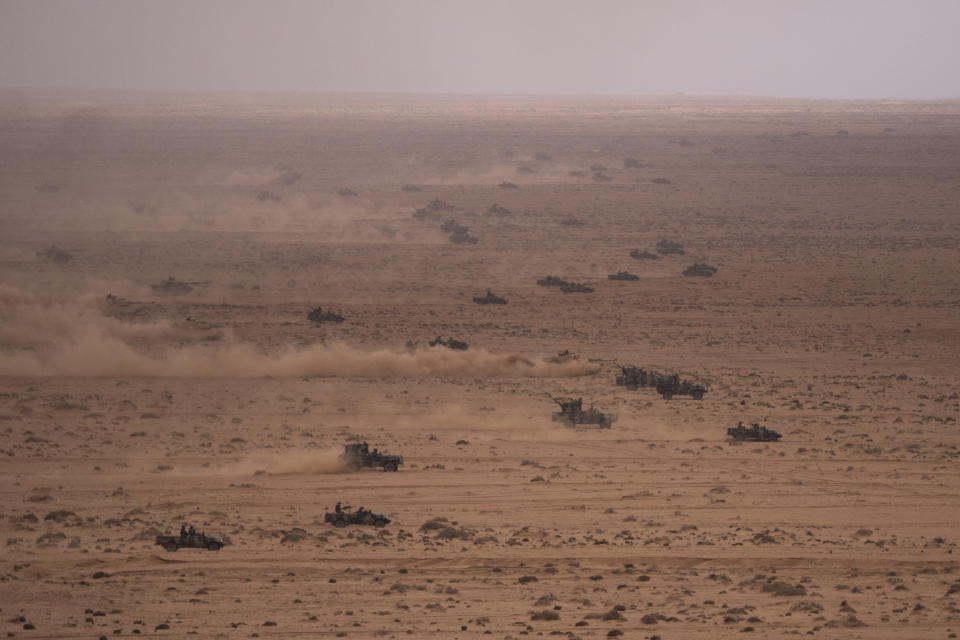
[
  {"left": 307, "top": 306, "right": 345, "bottom": 323},
  {"left": 473, "top": 289, "right": 507, "bottom": 305},
  {"left": 412, "top": 199, "right": 454, "bottom": 220},
  {"left": 449, "top": 227, "right": 478, "bottom": 244},
  {"left": 537, "top": 275, "right": 566, "bottom": 287},
  {"left": 727, "top": 422, "right": 782, "bottom": 442},
  {"left": 682, "top": 262, "right": 718, "bottom": 277},
  {"left": 324, "top": 504, "right": 390, "bottom": 528},
  {"left": 156, "top": 529, "right": 225, "bottom": 552},
  {"left": 429, "top": 336, "right": 469, "bottom": 351},
  {"left": 559, "top": 281, "right": 594, "bottom": 294},
  {"left": 655, "top": 239, "right": 685, "bottom": 255},
  {"left": 36, "top": 245, "right": 72, "bottom": 263},
  {"left": 547, "top": 349, "right": 578, "bottom": 364},
  {"left": 340, "top": 442, "right": 403, "bottom": 472},
  {"left": 151, "top": 277, "right": 203, "bottom": 296},
  {"left": 655, "top": 373, "right": 707, "bottom": 400},
  {"left": 629, "top": 248, "right": 658, "bottom": 260},
  {"left": 549, "top": 395, "right": 614, "bottom": 429},
  {"left": 608, "top": 271, "right": 640, "bottom": 281}
]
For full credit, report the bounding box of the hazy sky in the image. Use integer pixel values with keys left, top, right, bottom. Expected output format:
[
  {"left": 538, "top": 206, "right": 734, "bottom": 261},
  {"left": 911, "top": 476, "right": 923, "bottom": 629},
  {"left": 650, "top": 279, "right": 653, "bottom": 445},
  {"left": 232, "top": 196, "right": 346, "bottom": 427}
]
[{"left": 1, "top": 0, "right": 958, "bottom": 99}]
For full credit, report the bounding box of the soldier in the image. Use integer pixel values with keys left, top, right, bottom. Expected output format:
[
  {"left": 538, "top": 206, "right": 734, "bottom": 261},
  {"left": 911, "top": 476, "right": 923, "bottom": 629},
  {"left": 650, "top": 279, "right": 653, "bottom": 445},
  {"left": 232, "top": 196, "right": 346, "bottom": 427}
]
[
  {"left": 188, "top": 525, "right": 196, "bottom": 538},
  {"left": 180, "top": 523, "right": 187, "bottom": 538},
  {"left": 335, "top": 501, "right": 342, "bottom": 514}
]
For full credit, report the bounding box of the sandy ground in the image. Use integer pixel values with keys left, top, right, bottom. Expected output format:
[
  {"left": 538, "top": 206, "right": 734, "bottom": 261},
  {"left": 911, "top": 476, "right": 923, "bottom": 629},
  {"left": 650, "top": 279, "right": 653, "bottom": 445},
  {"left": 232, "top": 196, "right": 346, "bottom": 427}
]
[{"left": 0, "top": 91, "right": 959, "bottom": 639}]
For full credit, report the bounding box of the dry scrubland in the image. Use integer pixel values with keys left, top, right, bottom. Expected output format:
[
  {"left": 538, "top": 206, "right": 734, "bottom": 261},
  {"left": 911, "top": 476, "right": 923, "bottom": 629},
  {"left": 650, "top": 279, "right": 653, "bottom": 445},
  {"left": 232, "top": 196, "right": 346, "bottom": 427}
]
[{"left": 0, "top": 92, "right": 959, "bottom": 639}]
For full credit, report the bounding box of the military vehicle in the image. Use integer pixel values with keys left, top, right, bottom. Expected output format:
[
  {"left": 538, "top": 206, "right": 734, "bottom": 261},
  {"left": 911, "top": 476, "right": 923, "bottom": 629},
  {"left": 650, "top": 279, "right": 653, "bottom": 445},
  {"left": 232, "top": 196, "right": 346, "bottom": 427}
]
[
  {"left": 429, "top": 336, "right": 469, "bottom": 351},
  {"left": 629, "top": 248, "right": 658, "bottom": 260},
  {"left": 340, "top": 442, "right": 403, "bottom": 472},
  {"left": 156, "top": 530, "right": 225, "bottom": 552},
  {"left": 413, "top": 199, "right": 454, "bottom": 220},
  {"left": 537, "top": 275, "right": 566, "bottom": 287},
  {"left": 655, "top": 239, "right": 685, "bottom": 255},
  {"left": 615, "top": 365, "right": 706, "bottom": 399},
  {"left": 307, "top": 306, "right": 345, "bottom": 323},
  {"left": 473, "top": 289, "right": 507, "bottom": 305},
  {"left": 36, "top": 245, "right": 72, "bottom": 263},
  {"left": 615, "top": 364, "right": 664, "bottom": 390},
  {"left": 487, "top": 204, "right": 511, "bottom": 215},
  {"left": 559, "top": 281, "right": 594, "bottom": 294},
  {"left": 150, "top": 277, "right": 206, "bottom": 296},
  {"left": 655, "top": 373, "right": 707, "bottom": 400},
  {"left": 682, "top": 262, "right": 718, "bottom": 277},
  {"left": 549, "top": 395, "right": 614, "bottom": 429},
  {"left": 324, "top": 505, "right": 390, "bottom": 528},
  {"left": 449, "top": 227, "right": 478, "bottom": 244},
  {"left": 547, "top": 349, "right": 578, "bottom": 364},
  {"left": 608, "top": 271, "right": 640, "bottom": 281},
  {"left": 727, "top": 422, "right": 782, "bottom": 442}
]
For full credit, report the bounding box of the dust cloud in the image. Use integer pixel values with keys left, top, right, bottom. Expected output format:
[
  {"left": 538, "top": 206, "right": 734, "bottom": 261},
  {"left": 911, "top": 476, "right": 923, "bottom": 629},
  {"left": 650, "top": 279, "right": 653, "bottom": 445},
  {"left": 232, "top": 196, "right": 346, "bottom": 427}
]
[
  {"left": 225, "top": 447, "right": 347, "bottom": 477},
  {"left": 0, "top": 285, "right": 600, "bottom": 379}
]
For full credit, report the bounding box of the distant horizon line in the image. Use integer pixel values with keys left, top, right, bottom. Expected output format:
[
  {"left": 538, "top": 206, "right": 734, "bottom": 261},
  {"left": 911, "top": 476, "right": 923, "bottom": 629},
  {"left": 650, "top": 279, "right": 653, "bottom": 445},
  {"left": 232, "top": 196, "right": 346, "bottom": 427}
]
[{"left": 1, "top": 86, "right": 958, "bottom": 103}]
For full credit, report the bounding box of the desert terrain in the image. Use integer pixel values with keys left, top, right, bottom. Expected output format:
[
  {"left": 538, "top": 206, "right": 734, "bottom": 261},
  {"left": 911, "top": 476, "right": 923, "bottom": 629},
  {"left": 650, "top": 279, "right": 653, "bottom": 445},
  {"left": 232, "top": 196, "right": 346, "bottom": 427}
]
[{"left": 0, "top": 91, "right": 959, "bottom": 639}]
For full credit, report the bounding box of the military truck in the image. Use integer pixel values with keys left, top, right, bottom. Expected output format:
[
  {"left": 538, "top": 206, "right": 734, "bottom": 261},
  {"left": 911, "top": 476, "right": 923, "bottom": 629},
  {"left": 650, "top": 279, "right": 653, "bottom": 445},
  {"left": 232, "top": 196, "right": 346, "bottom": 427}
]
[
  {"left": 608, "top": 271, "right": 640, "bottom": 281},
  {"left": 473, "top": 289, "right": 507, "bottom": 305},
  {"left": 655, "top": 373, "right": 707, "bottom": 400},
  {"left": 324, "top": 504, "right": 390, "bottom": 528},
  {"left": 615, "top": 364, "right": 658, "bottom": 390},
  {"left": 340, "top": 442, "right": 404, "bottom": 472},
  {"left": 549, "top": 395, "right": 614, "bottom": 429},
  {"left": 307, "top": 306, "right": 345, "bottom": 323},
  {"left": 429, "top": 336, "right": 469, "bottom": 351},
  {"left": 727, "top": 422, "right": 782, "bottom": 442},
  {"left": 156, "top": 530, "right": 225, "bottom": 552},
  {"left": 615, "top": 365, "right": 706, "bottom": 399}
]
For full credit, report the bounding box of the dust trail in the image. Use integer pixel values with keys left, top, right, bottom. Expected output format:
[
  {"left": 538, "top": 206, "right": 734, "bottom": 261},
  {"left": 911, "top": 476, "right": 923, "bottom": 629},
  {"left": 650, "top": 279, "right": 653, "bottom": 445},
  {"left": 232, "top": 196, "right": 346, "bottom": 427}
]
[
  {"left": 0, "top": 285, "right": 600, "bottom": 379},
  {"left": 224, "top": 448, "right": 347, "bottom": 476}
]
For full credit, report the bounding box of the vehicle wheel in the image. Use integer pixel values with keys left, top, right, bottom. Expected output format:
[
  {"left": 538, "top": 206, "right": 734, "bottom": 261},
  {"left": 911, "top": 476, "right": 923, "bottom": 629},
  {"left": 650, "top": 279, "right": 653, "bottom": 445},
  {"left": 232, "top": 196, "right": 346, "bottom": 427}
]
[
  {"left": 662, "top": 392, "right": 673, "bottom": 400},
  {"left": 374, "top": 519, "right": 387, "bottom": 527},
  {"left": 383, "top": 462, "right": 397, "bottom": 472},
  {"left": 207, "top": 541, "right": 221, "bottom": 551},
  {"left": 334, "top": 519, "right": 347, "bottom": 528},
  {"left": 165, "top": 541, "right": 178, "bottom": 552}
]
